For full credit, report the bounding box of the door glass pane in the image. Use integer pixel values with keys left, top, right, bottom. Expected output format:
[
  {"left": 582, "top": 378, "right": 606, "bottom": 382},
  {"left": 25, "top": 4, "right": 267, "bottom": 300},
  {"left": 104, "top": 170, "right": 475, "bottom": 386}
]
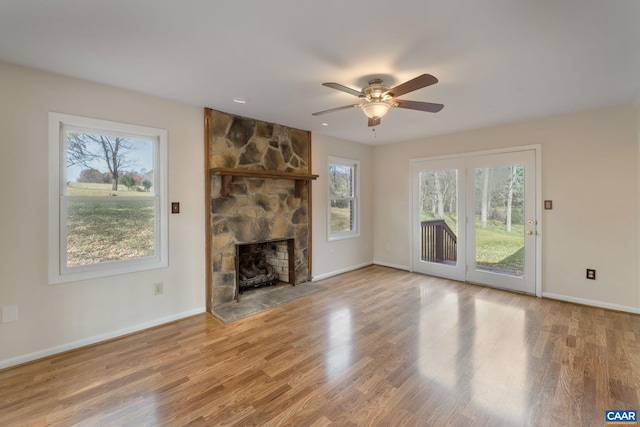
[
  {"left": 473, "top": 165, "right": 525, "bottom": 276},
  {"left": 419, "top": 169, "right": 458, "bottom": 266}
]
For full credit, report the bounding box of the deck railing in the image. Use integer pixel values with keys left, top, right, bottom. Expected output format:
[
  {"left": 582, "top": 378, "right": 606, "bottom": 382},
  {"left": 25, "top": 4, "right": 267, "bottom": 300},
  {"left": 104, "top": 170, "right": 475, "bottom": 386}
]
[{"left": 420, "top": 219, "right": 457, "bottom": 263}]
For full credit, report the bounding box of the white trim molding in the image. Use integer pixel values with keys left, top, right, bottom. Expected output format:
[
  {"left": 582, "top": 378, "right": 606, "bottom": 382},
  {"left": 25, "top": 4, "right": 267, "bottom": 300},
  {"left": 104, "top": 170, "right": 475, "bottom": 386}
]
[
  {"left": 372, "top": 261, "right": 412, "bottom": 272},
  {"left": 543, "top": 293, "right": 640, "bottom": 315},
  {"left": 48, "top": 112, "right": 169, "bottom": 284},
  {"left": 312, "top": 262, "right": 373, "bottom": 282},
  {"left": 0, "top": 308, "right": 206, "bottom": 370}
]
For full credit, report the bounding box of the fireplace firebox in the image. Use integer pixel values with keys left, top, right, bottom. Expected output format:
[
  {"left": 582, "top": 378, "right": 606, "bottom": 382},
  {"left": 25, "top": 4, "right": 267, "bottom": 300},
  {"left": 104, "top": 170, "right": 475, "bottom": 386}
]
[{"left": 235, "top": 238, "right": 295, "bottom": 302}]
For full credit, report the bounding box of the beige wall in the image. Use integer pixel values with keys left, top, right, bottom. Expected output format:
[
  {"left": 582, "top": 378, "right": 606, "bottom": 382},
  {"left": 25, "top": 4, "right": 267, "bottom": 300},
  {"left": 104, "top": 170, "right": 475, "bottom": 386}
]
[
  {"left": 0, "top": 62, "right": 206, "bottom": 368},
  {"left": 373, "top": 105, "right": 639, "bottom": 311},
  {"left": 1, "top": 59, "right": 637, "bottom": 368},
  {"left": 311, "top": 134, "right": 374, "bottom": 279}
]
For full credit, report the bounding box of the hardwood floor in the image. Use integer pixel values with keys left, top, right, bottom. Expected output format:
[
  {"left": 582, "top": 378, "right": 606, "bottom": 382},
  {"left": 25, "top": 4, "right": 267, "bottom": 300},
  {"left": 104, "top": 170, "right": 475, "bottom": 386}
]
[{"left": 1, "top": 265, "right": 639, "bottom": 426}]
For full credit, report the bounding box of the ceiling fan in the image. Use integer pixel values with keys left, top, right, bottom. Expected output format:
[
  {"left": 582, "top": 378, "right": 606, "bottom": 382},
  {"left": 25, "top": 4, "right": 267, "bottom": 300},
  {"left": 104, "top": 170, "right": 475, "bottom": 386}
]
[{"left": 312, "top": 74, "right": 444, "bottom": 127}]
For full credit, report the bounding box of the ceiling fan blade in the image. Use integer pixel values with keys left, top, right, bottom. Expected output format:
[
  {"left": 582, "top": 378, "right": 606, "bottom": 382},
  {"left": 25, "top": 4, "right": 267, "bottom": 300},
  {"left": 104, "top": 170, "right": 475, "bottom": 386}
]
[
  {"left": 312, "top": 104, "right": 360, "bottom": 116},
  {"left": 387, "top": 74, "right": 438, "bottom": 98},
  {"left": 368, "top": 117, "right": 381, "bottom": 127},
  {"left": 394, "top": 99, "right": 444, "bottom": 113},
  {"left": 322, "top": 82, "right": 364, "bottom": 97}
]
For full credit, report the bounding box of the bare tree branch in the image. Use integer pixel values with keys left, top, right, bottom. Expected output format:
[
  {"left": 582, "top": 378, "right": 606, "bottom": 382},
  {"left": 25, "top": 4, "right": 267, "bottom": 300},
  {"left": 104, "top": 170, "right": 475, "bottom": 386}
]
[{"left": 66, "top": 132, "right": 136, "bottom": 191}]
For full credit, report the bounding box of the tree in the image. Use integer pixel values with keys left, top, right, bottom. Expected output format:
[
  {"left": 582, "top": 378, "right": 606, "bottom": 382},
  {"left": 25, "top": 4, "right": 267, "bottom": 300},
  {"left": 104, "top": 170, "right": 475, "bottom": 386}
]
[
  {"left": 433, "top": 172, "right": 444, "bottom": 219},
  {"left": 66, "top": 133, "right": 135, "bottom": 191},
  {"left": 480, "top": 168, "right": 490, "bottom": 228},
  {"left": 420, "top": 170, "right": 456, "bottom": 221},
  {"left": 506, "top": 166, "right": 517, "bottom": 232},
  {"left": 329, "top": 164, "right": 353, "bottom": 208},
  {"left": 119, "top": 174, "right": 137, "bottom": 191},
  {"left": 77, "top": 168, "right": 104, "bottom": 183},
  {"left": 142, "top": 180, "right": 152, "bottom": 192}
]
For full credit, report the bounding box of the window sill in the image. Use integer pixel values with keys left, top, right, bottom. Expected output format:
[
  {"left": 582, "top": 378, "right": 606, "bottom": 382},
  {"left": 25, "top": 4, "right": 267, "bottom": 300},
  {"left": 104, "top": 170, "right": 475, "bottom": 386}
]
[{"left": 328, "top": 232, "right": 360, "bottom": 242}]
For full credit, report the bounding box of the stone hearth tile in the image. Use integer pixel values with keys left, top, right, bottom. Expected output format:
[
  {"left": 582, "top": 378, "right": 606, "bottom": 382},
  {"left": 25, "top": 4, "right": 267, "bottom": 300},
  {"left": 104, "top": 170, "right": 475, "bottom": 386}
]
[{"left": 211, "top": 283, "right": 326, "bottom": 323}]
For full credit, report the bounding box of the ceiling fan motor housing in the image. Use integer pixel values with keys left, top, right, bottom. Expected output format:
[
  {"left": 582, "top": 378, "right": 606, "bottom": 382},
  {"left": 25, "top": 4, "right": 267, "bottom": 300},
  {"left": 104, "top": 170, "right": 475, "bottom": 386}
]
[
  {"left": 364, "top": 79, "right": 393, "bottom": 101},
  {"left": 360, "top": 79, "right": 396, "bottom": 119}
]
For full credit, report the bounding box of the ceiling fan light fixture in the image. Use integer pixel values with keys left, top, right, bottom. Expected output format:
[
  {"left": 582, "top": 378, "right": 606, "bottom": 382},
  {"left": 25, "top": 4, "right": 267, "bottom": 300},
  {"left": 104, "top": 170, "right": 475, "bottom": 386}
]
[
  {"left": 312, "top": 74, "right": 442, "bottom": 126},
  {"left": 361, "top": 101, "right": 391, "bottom": 119}
]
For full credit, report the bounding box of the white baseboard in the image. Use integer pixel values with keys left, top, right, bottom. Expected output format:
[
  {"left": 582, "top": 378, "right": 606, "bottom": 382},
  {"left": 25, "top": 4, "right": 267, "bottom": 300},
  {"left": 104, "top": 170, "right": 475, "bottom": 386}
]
[
  {"left": 0, "top": 307, "right": 206, "bottom": 370},
  {"left": 312, "top": 262, "right": 373, "bottom": 282},
  {"left": 372, "top": 260, "right": 411, "bottom": 271},
  {"left": 542, "top": 293, "right": 640, "bottom": 314}
]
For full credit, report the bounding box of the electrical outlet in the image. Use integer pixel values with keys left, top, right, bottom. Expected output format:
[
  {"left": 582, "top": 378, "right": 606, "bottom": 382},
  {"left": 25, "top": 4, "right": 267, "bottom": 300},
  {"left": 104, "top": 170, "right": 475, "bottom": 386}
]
[
  {"left": 586, "top": 269, "right": 596, "bottom": 280},
  {"left": 154, "top": 282, "right": 164, "bottom": 295},
  {"left": 2, "top": 305, "right": 18, "bottom": 323}
]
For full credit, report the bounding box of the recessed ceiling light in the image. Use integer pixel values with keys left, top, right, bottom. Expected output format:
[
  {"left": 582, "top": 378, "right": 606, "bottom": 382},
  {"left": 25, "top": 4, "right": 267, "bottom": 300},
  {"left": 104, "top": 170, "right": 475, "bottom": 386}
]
[
  {"left": 233, "top": 97, "right": 248, "bottom": 104},
  {"left": 321, "top": 122, "right": 329, "bottom": 126}
]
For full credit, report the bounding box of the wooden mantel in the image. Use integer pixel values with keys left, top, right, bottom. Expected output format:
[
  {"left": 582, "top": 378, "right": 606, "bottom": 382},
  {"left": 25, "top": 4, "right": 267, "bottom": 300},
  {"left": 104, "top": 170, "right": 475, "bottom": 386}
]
[{"left": 211, "top": 167, "right": 319, "bottom": 198}]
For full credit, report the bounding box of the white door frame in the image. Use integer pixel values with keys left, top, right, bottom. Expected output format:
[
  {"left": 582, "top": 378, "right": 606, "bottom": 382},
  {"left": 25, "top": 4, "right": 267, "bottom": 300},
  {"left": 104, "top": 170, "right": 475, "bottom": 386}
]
[{"left": 409, "top": 145, "right": 542, "bottom": 297}]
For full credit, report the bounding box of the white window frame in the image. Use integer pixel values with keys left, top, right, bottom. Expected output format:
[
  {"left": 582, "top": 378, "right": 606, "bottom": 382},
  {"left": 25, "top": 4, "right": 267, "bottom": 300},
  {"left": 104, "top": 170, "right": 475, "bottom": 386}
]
[
  {"left": 48, "top": 112, "right": 168, "bottom": 284},
  {"left": 327, "top": 156, "right": 360, "bottom": 241}
]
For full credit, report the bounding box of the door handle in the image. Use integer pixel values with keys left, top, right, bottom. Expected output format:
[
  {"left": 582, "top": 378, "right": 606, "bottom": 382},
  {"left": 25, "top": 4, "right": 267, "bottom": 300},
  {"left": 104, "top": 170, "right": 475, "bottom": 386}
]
[{"left": 526, "top": 230, "right": 534, "bottom": 235}]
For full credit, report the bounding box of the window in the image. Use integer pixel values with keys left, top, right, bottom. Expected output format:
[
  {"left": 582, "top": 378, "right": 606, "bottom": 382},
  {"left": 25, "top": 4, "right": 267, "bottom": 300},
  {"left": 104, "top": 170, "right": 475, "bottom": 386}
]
[
  {"left": 328, "top": 156, "right": 359, "bottom": 240},
  {"left": 49, "top": 113, "right": 168, "bottom": 283}
]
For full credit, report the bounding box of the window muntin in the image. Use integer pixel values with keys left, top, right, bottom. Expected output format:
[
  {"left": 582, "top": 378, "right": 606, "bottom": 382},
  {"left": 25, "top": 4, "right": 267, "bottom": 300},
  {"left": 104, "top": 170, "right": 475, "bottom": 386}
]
[
  {"left": 328, "top": 157, "right": 359, "bottom": 240},
  {"left": 49, "top": 113, "right": 168, "bottom": 283}
]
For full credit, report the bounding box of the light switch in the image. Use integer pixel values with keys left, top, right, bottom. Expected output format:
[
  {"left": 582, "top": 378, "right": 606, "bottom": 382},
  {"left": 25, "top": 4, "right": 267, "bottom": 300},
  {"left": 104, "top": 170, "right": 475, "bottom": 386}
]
[{"left": 2, "top": 305, "right": 18, "bottom": 323}]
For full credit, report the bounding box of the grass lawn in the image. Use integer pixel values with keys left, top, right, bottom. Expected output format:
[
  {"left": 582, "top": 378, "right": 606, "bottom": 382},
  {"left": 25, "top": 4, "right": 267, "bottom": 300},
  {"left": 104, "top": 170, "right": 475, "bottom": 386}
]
[
  {"left": 66, "top": 183, "right": 155, "bottom": 266},
  {"left": 67, "top": 182, "right": 152, "bottom": 196},
  {"left": 331, "top": 206, "right": 352, "bottom": 233},
  {"left": 474, "top": 218, "right": 524, "bottom": 274},
  {"left": 421, "top": 211, "right": 524, "bottom": 273}
]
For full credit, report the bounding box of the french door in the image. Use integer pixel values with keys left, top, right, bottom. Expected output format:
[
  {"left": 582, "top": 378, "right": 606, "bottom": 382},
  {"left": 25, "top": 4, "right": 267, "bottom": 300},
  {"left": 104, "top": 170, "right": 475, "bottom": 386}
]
[{"left": 411, "top": 149, "right": 538, "bottom": 294}]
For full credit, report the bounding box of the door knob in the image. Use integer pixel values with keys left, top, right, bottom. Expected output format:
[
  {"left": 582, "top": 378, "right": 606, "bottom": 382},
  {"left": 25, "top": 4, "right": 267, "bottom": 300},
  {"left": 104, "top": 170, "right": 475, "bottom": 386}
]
[{"left": 526, "top": 230, "right": 534, "bottom": 235}]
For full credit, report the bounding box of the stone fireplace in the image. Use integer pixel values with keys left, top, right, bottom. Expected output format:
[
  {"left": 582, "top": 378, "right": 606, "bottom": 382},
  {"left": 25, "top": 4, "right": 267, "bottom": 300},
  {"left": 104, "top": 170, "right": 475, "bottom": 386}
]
[{"left": 205, "top": 108, "right": 317, "bottom": 309}]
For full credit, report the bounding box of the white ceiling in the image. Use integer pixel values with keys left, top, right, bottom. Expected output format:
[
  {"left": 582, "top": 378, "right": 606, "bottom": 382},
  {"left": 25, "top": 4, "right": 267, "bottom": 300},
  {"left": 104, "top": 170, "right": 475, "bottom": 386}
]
[{"left": 1, "top": 0, "right": 639, "bottom": 145}]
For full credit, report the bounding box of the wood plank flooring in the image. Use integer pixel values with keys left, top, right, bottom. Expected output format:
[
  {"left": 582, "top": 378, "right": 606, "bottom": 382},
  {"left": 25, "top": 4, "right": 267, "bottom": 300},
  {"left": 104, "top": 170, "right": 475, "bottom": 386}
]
[{"left": 1, "top": 265, "right": 639, "bottom": 426}]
